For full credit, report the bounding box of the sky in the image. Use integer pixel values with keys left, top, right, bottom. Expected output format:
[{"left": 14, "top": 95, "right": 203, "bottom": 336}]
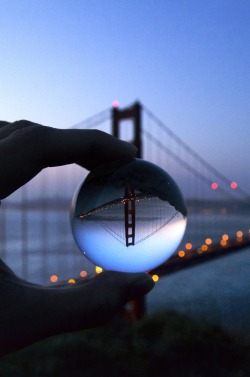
[{"left": 1, "top": 0, "right": 250, "bottom": 192}]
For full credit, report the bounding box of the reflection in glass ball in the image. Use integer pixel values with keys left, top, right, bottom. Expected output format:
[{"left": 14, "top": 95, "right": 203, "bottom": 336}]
[{"left": 71, "top": 159, "right": 187, "bottom": 272}]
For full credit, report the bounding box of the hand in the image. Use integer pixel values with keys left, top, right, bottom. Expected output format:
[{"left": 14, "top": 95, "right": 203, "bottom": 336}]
[
  {"left": 0, "top": 120, "right": 137, "bottom": 199},
  {"left": 0, "top": 121, "right": 154, "bottom": 356}
]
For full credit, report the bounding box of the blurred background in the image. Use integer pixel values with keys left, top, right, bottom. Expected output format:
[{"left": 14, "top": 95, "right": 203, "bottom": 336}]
[{"left": 0, "top": 0, "right": 249, "bottom": 340}]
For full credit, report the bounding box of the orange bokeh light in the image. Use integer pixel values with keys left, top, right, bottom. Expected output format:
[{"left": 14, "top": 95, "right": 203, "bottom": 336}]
[
  {"left": 185, "top": 243, "right": 192, "bottom": 250},
  {"left": 205, "top": 238, "right": 212, "bottom": 245},
  {"left": 201, "top": 244, "right": 208, "bottom": 251},
  {"left": 68, "top": 278, "right": 76, "bottom": 284},
  {"left": 178, "top": 250, "right": 185, "bottom": 258},
  {"left": 50, "top": 275, "right": 58, "bottom": 283},
  {"left": 236, "top": 230, "right": 243, "bottom": 238},
  {"left": 80, "top": 270, "right": 87, "bottom": 278},
  {"left": 222, "top": 234, "right": 229, "bottom": 241}
]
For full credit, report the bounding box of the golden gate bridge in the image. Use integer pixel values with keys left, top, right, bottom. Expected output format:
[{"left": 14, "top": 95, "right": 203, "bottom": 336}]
[
  {"left": 0, "top": 101, "right": 249, "bottom": 289},
  {"left": 79, "top": 190, "right": 180, "bottom": 248}
]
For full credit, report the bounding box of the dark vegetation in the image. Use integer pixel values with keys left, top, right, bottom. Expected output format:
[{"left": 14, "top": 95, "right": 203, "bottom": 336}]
[{"left": 0, "top": 311, "right": 249, "bottom": 377}]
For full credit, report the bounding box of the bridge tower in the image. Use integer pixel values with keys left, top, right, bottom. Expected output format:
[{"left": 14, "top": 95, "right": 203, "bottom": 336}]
[
  {"left": 124, "top": 186, "right": 136, "bottom": 246},
  {"left": 112, "top": 101, "right": 142, "bottom": 158},
  {"left": 112, "top": 102, "right": 145, "bottom": 319},
  {"left": 112, "top": 102, "right": 142, "bottom": 248}
]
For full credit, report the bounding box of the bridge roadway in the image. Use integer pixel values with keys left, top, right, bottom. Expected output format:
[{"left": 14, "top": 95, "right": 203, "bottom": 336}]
[
  {"left": 79, "top": 192, "right": 155, "bottom": 218},
  {"left": 150, "top": 235, "right": 250, "bottom": 277}
]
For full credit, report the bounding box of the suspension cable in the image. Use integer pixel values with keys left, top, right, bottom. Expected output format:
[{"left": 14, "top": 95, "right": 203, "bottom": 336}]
[
  {"left": 71, "top": 108, "right": 111, "bottom": 129},
  {"left": 143, "top": 129, "right": 242, "bottom": 201},
  {"left": 143, "top": 105, "right": 249, "bottom": 200}
]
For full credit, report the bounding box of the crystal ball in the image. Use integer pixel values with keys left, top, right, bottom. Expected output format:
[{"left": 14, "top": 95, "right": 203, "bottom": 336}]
[{"left": 71, "top": 159, "right": 187, "bottom": 272}]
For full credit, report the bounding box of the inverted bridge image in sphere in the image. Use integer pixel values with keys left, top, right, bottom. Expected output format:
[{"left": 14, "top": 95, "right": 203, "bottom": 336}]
[{"left": 71, "top": 159, "right": 187, "bottom": 272}]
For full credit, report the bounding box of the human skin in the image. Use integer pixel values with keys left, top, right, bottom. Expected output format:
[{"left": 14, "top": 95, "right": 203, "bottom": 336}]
[{"left": 0, "top": 121, "right": 154, "bottom": 356}]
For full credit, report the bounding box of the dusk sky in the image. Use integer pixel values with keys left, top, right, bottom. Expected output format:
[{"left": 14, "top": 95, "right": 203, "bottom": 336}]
[{"left": 1, "top": 0, "right": 250, "bottom": 191}]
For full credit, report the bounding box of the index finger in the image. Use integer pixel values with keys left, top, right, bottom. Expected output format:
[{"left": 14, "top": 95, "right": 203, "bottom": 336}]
[
  {"left": 45, "top": 128, "right": 138, "bottom": 170},
  {"left": 0, "top": 122, "right": 137, "bottom": 199}
]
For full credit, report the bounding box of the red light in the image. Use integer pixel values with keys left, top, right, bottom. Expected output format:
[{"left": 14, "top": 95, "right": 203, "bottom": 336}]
[
  {"left": 112, "top": 100, "right": 119, "bottom": 108},
  {"left": 230, "top": 181, "right": 238, "bottom": 189},
  {"left": 211, "top": 182, "right": 218, "bottom": 190}
]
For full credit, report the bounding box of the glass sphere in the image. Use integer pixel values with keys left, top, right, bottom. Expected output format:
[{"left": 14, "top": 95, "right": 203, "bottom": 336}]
[{"left": 71, "top": 159, "right": 187, "bottom": 272}]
